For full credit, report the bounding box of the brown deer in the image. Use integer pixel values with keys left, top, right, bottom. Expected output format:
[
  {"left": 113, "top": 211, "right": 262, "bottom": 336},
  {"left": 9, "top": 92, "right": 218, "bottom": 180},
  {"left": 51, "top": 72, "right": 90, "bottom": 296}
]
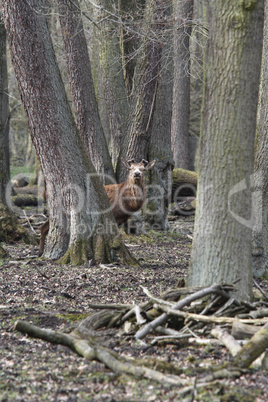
[{"left": 38, "top": 158, "right": 155, "bottom": 256}]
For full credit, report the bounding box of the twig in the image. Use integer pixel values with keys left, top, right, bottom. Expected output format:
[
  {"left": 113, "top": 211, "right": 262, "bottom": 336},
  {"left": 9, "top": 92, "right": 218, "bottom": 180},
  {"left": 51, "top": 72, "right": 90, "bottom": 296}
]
[
  {"left": 88, "top": 303, "right": 134, "bottom": 310},
  {"left": 155, "top": 304, "right": 268, "bottom": 325},
  {"left": 22, "top": 210, "right": 37, "bottom": 234},
  {"left": 253, "top": 279, "right": 268, "bottom": 301},
  {"left": 33, "top": 265, "right": 49, "bottom": 280},
  {"left": 141, "top": 286, "right": 174, "bottom": 307},
  {"left": 122, "top": 306, "right": 146, "bottom": 325},
  {"left": 151, "top": 334, "right": 192, "bottom": 345}
]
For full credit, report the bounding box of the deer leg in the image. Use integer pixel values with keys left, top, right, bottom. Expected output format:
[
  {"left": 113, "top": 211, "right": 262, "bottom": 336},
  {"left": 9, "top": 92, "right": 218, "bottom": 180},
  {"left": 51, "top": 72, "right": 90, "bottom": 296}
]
[{"left": 38, "top": 220, "right": 49, "bottom": 256}]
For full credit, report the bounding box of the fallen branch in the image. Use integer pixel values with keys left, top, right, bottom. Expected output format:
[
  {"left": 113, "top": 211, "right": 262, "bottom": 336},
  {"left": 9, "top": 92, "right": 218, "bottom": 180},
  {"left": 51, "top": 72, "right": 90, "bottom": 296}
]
[
  {"left": 14, "top": 320, "right": 189, "bottom": 386},
  {"left": 122, "top": 305, "right": 146, "bottom": 325},
  {"left": 156, "top": 305, "right": 268, "bottom": 325},
  {"left": 211, "top": 327, "right": 241, "bottom": 356},
  {"left": 231, "top": 321, "right": 260, "bottom": 339},
  {"left": 87, "top": 302, "right": 133, "bottom": 310},
  {"left": 212, "top": 325, "right": 268, "bottom": 369},
  {"left": 135, "top": 284, "right": 230, "bottom": 341},
  {"left": 233, "top": 322, "right": 268, "bottom": 369}
]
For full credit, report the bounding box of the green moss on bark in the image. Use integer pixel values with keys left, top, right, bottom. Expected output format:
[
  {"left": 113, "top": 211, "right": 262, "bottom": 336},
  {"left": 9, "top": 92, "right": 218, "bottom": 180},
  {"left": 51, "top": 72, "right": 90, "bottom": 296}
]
[
  {"left": 0, "top": 203, "right": 34, "bottom": 244},
  {"left": 58, "top": 239, "right": 91, "bottom": 266},
  {"left": 57, "top": 233, "right": 140, "bottom": 267}
]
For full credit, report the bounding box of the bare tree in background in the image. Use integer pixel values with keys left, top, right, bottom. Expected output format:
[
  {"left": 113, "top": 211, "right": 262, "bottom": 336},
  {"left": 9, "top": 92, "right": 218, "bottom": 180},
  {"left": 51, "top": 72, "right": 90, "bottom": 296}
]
[{"left": 171, "top": 0, "right": 193, "bottom": 170}]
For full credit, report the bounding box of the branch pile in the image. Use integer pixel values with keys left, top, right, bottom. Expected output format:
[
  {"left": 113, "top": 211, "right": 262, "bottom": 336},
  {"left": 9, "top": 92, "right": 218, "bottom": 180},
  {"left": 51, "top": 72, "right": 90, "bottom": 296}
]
[{"left": 15, "top": 282, "right": 268, "bottom": 396}]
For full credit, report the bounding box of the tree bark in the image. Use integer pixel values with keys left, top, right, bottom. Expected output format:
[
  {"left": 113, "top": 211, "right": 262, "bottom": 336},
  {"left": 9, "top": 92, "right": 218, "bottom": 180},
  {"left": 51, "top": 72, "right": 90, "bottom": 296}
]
[
  {"left": 57, "top": 0, "right": 115, "bottom": 183},
  {"left": 171, "top": 0, "right": 193, "bottom": 170},
  {"left": 145, "top": 20, "right": 174, "bottom": 230},
  {"left": 252, "top": 1, "right": 268, "bottom": 278},
  {"left": 0, "top": 19, "right": 9, "bottom": 205},
  {"left": 119, "top": 0, "right": 145, "bottom": 96},
  {"left": 91, "top": 0, "right": 129, "bottom": 168},
  {"left": 187, "top": 1, "right": 264, "bottom": 300},
  {"left": 2, "top": 0, "right": 136, "bottom": 265},
  {"left": 117, "top": 0, "right": 166, "bottom": 182}
]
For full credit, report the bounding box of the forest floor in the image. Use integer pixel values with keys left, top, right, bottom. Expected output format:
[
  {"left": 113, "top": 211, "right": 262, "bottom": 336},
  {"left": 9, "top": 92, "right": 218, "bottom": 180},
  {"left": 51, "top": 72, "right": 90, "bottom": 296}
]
[{"left": 0, "top": 190, "right": 268, "bottom": 401}]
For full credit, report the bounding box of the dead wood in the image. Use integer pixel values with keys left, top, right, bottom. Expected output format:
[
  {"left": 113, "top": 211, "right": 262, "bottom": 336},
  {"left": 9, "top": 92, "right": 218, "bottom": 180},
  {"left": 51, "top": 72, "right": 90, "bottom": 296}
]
[
  {"left": 169, "top": 197, "right": 196, "bottom": 216},
  {"left": 172, "top": 168, "right": 197, "bottom": 190},
  {"left": 211, "top": 327, "right": 241, "bottom": 356},
  {"left": 233, "top": 322, "right": 268, "bottom": 369},
  {"left": 247, "top": 308, "right": 268, "bottom": 319},
  {"left": 155, "top": 305, "right": 268, "bottom": 326},
  {"left": 135, "top": 284, "right": 232, "bottom": 341},
  {"left": 212, "top": 325, "right": 268, "bottom": 369},
  {"left": 253, "top": 279, "right": 268, "bottom": 301},
  {"left": 14, "top": 320, "right": 189, "bottom": 386},
  {"left": 231, "top": 321, "right": 260, "bottom": 339},
  {"left": 12, "top": 194, "right": 42, "bottom": 207}
]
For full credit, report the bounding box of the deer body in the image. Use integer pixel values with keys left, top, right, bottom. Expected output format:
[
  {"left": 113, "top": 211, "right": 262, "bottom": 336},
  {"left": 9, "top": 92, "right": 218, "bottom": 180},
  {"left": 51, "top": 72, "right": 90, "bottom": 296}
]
[{"left": 38, "top": 159, "right": 155, "bottom": 256}]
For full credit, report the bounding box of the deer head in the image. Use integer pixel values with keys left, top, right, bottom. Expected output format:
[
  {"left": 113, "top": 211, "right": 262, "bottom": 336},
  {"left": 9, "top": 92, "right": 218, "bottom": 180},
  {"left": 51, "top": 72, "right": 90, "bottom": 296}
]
[{"left": 122, "top": 158, "right": 156, "bottom": 183}]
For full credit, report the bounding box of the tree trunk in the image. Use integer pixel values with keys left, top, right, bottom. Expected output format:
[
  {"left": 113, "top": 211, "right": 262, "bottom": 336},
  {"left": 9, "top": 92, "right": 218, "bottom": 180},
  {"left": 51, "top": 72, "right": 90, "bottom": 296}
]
[
  {"left": 2, "top": 0, "right": 136, "bottom": 265},
  {"left": 117, "top": 0, "right": 166, "bottom": 182},
  {"left": 119, "top": 0, "right": 145, "bottom": 96},
  {"left": 252, "top": 2, "right": 268, "bottom": 278},
  {"left": 57, "top": 0, "right": 115, "bottom": 183},
  {"left": 0, "top": 19, "right": 9, "bottom": 205},
  {"left": 145, "top": 22, "right": 174, "bottom": 230},
  {"left": 91, "top": 0, "right": 129, "bottom": 168},
  {"left": 187, "top": 1, "right": 264, "bottom": 300},
  {"left": 171, "top": 0, "right": 193, "bottom": 170}
]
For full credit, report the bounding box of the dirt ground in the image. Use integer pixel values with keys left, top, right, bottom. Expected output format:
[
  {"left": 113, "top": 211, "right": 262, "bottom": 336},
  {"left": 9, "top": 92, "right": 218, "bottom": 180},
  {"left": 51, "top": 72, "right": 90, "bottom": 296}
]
[{"left": 0, "top": 209, "right": 268, "bottom": 401}]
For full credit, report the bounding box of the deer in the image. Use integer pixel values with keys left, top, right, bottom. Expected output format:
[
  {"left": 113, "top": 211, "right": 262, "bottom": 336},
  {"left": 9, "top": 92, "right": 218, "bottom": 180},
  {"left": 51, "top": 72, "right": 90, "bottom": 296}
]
[{"left": 38, "top": 158, "right": 155, "bottom": 256}]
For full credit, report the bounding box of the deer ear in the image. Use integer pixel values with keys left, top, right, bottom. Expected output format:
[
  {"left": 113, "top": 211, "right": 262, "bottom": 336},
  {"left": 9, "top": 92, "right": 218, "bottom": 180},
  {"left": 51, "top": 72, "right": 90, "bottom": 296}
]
[
  {"left": 121, "top": 158, "right": 133, "bottom": 170},
  {"left": 145, "top": 160, "right": 156, "bottom": 170},
  {"left": 141, "top": 159, "right": 148, "bottom": 166}
]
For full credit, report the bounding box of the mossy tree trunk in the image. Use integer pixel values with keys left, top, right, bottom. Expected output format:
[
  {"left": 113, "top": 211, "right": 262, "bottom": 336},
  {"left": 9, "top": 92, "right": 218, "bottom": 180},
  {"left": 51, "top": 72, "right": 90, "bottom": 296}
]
[
  {"left": 252, "top": 2, "right": 268, "bottom": 278},
  {"left": 2, "top": 0, "right": 137, "bottom": 265},
  {"left": 58, "top": 0, "right": 115, "bottom": 183},
  {"left": 187, "top": 1, "right": 264, "bottom": 300}
]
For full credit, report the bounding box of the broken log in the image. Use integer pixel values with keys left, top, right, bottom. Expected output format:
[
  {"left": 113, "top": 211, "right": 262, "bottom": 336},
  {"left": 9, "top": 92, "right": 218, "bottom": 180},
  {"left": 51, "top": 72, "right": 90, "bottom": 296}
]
[{"left": 233, "top": 322, "right": 268, "bottom": 369}]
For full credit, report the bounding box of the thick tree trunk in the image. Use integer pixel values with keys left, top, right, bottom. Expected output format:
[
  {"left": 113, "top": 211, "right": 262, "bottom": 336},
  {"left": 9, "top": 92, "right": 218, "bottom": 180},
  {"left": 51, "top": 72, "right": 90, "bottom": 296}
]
[
  {"left": 57, "top": 0, "right": 114, "bottom": 183},
  {"left": 2, "top": 0, "right": 136, "bottom": 265},
  {"left": 252, "top": 3, "right": 268, "bottom": 278},
  {"left": 0, "top": 19, "right": 9, "bottom": 205},
  {"left": 187, "top": 1, "right": 264, "bottom": 300},
  {"left": 171, "top": 0, "right": 193, "bottom": 170}
]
